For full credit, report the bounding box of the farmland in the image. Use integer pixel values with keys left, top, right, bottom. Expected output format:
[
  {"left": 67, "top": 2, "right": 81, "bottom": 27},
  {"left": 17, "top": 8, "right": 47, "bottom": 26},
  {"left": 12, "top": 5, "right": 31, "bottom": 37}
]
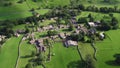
[
  {"left": 0, "top": 0, "right": 120, "bottom": 68},
  {"left": 0, "top": 36, "right": 22, "bottom": 68},
  {"left": 96, "top": 29, "right": 120, "bottom": 68},
  {"left": 17, "top": 40, "right": 36, "bottom": 68},
  {"left": 1, "top": 0, "right": 120, "bottom": 20},
  {"left": 45, "top": 42, "right": 80, "bottom": 68}
]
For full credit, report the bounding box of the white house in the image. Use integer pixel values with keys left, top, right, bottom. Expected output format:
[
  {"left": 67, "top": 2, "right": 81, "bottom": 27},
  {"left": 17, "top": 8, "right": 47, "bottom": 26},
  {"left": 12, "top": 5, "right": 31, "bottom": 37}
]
[
  {"left": 88, "top": 22, "right": 96, "bottom": 27},
  {"left": 99, "top": 32, "right": 105, "bottom": 40},
  {"left": 65, "top": 40, "right": 78, "bottom": 47}
]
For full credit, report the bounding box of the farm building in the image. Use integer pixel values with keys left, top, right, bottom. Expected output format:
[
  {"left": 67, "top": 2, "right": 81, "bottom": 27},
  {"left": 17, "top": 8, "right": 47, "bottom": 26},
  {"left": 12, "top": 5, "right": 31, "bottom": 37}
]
[
  {"left": 64, "top": 40, "right": 78, "bottom": 47},
  {"left": 14, "top": 33, "right": 20, "bottom": 37},
  {"left": 59, "top": 33, "right": 66, "bottom": 39},
  {"left": 88, "top": 22, "right": 96, "bottom": 27},
  {"left": 0, "top": 35, "right": 6, "bottom": 42},
  {"left": 99, "top": 32, "right": 105, "bottom": 40}
]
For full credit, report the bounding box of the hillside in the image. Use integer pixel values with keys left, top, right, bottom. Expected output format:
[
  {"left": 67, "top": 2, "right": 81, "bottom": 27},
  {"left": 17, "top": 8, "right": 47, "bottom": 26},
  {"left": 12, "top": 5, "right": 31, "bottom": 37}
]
[
  {"left": 0, "top": 0, "right": 120, "bottom": 20},
  {"left": 0, "top": 0, "right": 120, "bottom": 68}
]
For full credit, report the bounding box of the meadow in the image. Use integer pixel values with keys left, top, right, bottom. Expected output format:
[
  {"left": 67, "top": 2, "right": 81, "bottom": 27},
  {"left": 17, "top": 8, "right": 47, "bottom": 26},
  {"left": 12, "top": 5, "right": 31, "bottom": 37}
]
[
  {"left": 96, "top": 29, "right": 120, "bottom": 68},
  {"left": 1, "top": 0, "right": 120, "bottom": 68},
  {"left": 0, "top": 36, "right": 22, "bottom": 68},
  {"left": 17, "top": 40, "right": 36, "bottom": 68},
  {"left": 1, "top": 0, "right": 120, "bottom": 20},
  {"left": 45, "top": 42, "right": 81, "bottom": 68}
]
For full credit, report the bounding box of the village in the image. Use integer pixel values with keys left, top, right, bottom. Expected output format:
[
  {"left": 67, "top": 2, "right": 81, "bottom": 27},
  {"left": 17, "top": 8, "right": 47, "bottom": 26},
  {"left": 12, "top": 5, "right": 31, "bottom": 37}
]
[
  {"left": 10, "top": 13, "right": 107, "bottom": 66},
  {"left": 1, "top": 0, "right": 120, "bottom": 68}
]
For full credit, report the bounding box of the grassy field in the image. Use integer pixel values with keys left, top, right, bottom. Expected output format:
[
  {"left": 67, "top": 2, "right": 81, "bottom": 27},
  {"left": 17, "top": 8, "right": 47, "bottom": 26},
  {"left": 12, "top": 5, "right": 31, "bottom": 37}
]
[
  {"left": 1, "top": 0, "right": 120, "bottom": 68},
  {"left": 17, "top": 40, "right": 36, "bottom": 68},
  {"left": 0, "top": 36, "right": 22, "bottom": 68},
  {"left": 78, "top": 42, "right": 94, "bottom": 60},
  {"left": 45, "top": 42, "right": 81, "bottom": 68},
  {"left": 1, "top": 0, "right": 120, "bottom": 20},
  {"left": 77, "top": 11, "right": 120, "bottom": 25},
  {"left": 0, "top": 0, "right": 70, "bottom": 20},
  {"left": 0, "top": 0, "right": 49, "bottom": 20},
  {"left": 40, "top": 19, "right": 56, "bottom": 26},
  {"left": 12, "top": 24, "right": 26, "bottom": 31},
  {"left": 76, "top": 11, "right": 120, "bottom": 68},
  {"left": 96, "top": 29, "right": 120, "bottom": 68}
]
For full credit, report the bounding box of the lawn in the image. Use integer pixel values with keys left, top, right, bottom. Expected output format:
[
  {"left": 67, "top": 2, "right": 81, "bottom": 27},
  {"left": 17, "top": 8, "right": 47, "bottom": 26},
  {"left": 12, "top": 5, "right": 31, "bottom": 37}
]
[
  {"left": 45, "top": 42, "right": 81, "bottom": 68},
  {"left": 17, "top": 40, "right": 36, "bottom": 68},
  {"left": 96, "top": 29, "right": 120, "bottom": 68},
  {"left": 78, "top": 42, "right": 94, "bottom": 60},
  {"left": 0, "top": 36, "right": 22, "bottom": 68}
]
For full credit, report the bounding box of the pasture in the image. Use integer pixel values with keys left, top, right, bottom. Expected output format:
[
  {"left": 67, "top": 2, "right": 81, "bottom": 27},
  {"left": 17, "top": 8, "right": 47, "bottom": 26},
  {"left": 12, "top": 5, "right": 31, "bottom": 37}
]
[
  {"left": 96, "top": 29, "right": 120, "bottom": 68},
  {"left": 45, "top": 42, "right": 81, "bottom": 68},
  {"left": 1, "top": 0, "right": 120, "bottom": 20},
  {"left": 0, "top": 36, "right": 22, "bottom": 68},
  {"left": 1, "top": 0, "right": 120, "bottom": 68},
  {"left": 17, "top": 40, "right": 36, "bottom": 68}
]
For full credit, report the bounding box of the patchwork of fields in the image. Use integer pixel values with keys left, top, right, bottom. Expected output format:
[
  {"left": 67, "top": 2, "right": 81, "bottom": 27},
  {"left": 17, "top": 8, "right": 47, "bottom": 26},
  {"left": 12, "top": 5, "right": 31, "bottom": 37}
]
[
  {"left": 1, "top": 0, "right": 120, "bottom": 68},
  {"left": 1, "top": 31, "right": 120, "bottom": 68},
  {"left": 1, "top": 0, "right": 120, "bottom": 20}
]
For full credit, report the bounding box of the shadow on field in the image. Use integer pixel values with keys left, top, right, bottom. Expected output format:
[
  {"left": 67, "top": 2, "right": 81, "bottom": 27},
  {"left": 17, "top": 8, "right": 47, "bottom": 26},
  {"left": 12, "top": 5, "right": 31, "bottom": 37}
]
[
  {"left": 67, "top": 60, "right": 85, "bottom": 68},
  {"left": 20, "top": 55, "right": 32, "bottom": 58},
  {"left": 106, "top": 54, "right": 120, "bottom": 66},
  {"left": 105, "top": 60, "right": 120, "bottom": 66},
  {"left": 39, "top": 34, "right": 47, "bottom": 37},
  {"left": 62, "top": 29, "right": 69, "bottom": 32}
]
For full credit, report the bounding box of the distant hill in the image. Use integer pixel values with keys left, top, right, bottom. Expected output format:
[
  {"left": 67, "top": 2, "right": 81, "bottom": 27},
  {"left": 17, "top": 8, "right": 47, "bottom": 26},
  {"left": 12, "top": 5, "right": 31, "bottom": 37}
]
[
  {"left": 0, "top": 0, "right": 120, "bottom": 20},
  {"left": 0, "top": 0, "right": 120, "bottom": 7}
]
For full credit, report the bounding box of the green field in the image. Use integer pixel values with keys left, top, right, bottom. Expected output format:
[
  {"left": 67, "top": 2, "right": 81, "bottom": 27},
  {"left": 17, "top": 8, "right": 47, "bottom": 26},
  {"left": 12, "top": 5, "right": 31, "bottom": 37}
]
[
  {"left": 0, "top": 0, "right": 70, "bottom": 20},
  {"left": 0, "top": 36, "right": 22, "bottom": 68},
  {"left": 17, "top": 40, "right": 36, "bottom": 68},
  {"left": 1, "top": 0, "right": 120, "bottom": 68},
  {"left": 78, "top": 42, "right": 94, "bottom": 60},
  {"left": 0, "top": 0, "right": 49, "bottom": 20},
  {"left": 45, "top": 42, "right": 81, "bottom": 68},
  {"left": 96, "top": 29, "right": 120, "bottom": 68},
  {"left": 1, "top": 0, "right": 120, "bottom": 20}
]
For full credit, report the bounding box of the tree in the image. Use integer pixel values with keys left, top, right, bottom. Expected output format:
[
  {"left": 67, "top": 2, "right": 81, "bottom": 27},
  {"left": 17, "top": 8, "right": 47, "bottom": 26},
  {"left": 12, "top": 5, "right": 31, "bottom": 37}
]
[
  {"left": 78, "top": 17, "right": 88, "bottom": 24},
  {"left": 114, "top": 54, "right": 120, "bottom": 65},
  {"left": 47, "top": 30, "right": 58, "bottom": 36},
  {"left": 68, "top": 23, "right": 74, "bottom": 31},
  {"left": 89, "top": 17, "right": 94, "bottom": 22},
  {"left": 109, "top": 13, "right": 113, "bottom": 17},
  {"left": 85, "top": 55, "right": 96, "bottom": 68},
  {"left": 100, "top": 7, "right": 109, "bottom": 13},
  {"left": 111, "top": 17, "right": 118, "bottom": 26},
  {"left": 86, "top": 6, "right": 94, "bottom": 11},
  {"left": 78, "top": 4, "right": 85, "bottom": 10},
  {"left": 70, "top": 32, "right": 84, "bottom": 41},
  {"left": 25, "top": 62, "right": 33, "bottom": 68},
  {"left": 31, "top": 51, "right": 36, "bottom": 57},
  {"left": 25, "top": 26, "right": 30, "bottom": 33},
  {"left": 56, "top": 18, "right": 61, "bottom": 26},
  {"left": 111, "top": 17, "right": 119, "bottom": 29},
  {"left": 99, "top": 19, "right": 111, "bottom": 31},
  {"left": 44, "top": 39, "right": 51, "bottom": 61},
  {"left": 104, "top": 0, "right": 109, "bottom": 2},
  {"left": 88, "top": 13, "right": 92, "bottom": 18}
]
